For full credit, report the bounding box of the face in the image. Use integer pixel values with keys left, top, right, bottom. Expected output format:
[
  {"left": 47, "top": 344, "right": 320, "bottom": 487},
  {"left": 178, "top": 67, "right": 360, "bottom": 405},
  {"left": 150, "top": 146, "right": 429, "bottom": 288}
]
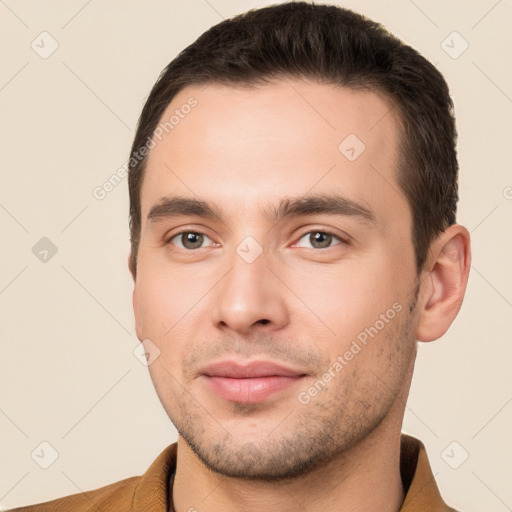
[{"left": 133, "top": 79, "right": 420, "bottom": 480}]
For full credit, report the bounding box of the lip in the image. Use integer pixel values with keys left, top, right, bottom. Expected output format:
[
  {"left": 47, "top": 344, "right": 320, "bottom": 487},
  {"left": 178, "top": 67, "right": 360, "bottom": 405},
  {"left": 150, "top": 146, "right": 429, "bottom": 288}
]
[{"left": 199, "top": 360, "right": 307, "bottom": 404}]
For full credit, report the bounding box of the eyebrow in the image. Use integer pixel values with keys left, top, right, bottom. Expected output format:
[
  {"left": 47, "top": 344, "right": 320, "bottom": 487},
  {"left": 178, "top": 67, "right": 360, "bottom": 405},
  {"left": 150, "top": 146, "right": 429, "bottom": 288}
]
[{"left": 146, "top": 194, "right": 375, "bottom": 226}]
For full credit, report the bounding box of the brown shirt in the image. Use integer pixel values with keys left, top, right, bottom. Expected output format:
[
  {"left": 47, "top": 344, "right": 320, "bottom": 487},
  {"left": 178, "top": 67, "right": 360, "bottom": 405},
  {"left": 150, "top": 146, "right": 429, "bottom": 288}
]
[{"left": 8, "top": 434, "right": 459, "bottom": 511}]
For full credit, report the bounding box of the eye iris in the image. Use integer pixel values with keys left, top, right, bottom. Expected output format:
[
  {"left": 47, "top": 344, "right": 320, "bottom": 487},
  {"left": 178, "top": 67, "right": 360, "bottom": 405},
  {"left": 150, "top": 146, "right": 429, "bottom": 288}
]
[
  {"left": 182, "top": 232, "right": 203, "bottom": 249},
  {"left": 310, "top": 232, "right": 332, "bottom": 249}
]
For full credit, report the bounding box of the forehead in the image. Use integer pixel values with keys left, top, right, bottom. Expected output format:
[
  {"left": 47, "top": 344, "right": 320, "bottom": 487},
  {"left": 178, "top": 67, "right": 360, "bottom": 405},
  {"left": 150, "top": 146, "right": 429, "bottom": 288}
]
[{"left": 140, "top": 78, "right": 408, "bottom": 226}]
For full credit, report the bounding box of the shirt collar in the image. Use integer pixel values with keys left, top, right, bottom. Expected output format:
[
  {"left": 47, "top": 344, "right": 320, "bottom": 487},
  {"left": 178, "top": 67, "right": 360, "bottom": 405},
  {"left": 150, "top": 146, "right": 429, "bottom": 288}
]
[{"left": 134, "top": 434, "right": 455, "bottom": 511}]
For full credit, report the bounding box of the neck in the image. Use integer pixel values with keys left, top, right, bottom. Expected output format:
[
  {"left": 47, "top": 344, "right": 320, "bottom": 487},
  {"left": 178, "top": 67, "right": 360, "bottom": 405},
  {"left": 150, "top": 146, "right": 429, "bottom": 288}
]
[
  {"left": 172, "top": 355, "right": 416, "bottom": 512},
  {"left": 172, "top": 402, "right": 408, "bottom": 512}
]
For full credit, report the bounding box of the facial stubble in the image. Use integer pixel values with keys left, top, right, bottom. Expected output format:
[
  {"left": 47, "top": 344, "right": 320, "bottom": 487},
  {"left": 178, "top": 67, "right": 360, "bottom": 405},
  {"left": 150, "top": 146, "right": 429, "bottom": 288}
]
[{"left": 162, "top": 297, "right": 418, "bottom": 482}]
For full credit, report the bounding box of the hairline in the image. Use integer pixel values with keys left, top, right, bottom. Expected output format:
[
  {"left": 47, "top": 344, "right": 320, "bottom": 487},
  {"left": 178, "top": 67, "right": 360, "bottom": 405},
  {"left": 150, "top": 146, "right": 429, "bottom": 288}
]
[{"left": 130, "top": 75, "right": 421, "bottom": 276}]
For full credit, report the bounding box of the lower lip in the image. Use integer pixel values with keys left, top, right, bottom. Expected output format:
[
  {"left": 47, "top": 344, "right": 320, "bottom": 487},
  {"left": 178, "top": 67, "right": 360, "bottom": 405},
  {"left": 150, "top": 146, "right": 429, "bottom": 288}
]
[{"left": 203, "top": 375, "right": 304, "bottom": 403}]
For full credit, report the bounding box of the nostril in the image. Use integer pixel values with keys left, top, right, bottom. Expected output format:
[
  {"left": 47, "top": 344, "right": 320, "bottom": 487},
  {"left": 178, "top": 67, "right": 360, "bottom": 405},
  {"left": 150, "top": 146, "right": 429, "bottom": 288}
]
[{"left": 257, "top": 319, "right": 270, "bottom": 325}]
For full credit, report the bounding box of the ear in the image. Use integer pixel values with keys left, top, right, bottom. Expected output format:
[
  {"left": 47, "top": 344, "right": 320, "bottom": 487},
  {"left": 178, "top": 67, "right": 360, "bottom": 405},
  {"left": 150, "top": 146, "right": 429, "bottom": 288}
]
[
  {"left": 130, "top": 255, "right": 144, "bottom": 342},
  {"left": 132, "top": 288, "right": 145, "bottom": 343},
  {"left": 416, "top": 224, "right": 471, "bottom": 342},
  {"left": 128, "top": 252, "right": 136, "bottom": 282}
]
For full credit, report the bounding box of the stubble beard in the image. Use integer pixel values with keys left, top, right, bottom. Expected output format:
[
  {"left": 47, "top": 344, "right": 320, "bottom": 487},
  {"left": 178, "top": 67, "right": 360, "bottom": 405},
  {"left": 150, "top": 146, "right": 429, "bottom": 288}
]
[{"left": 168, "top": 300, "right": 418, "bottom": 481}]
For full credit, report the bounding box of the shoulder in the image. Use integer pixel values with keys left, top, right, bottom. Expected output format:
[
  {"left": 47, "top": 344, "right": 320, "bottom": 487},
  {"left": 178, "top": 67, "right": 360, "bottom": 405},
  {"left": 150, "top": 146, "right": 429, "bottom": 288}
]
[
  {"left": 6, "top": 443, "right": 178, "bottom": 512},
  {"left": 6, "top": 475, "right": 140, "bottom": 511},
  {"left": 399, "top": 434, "right": 464, "bottom": 512}
]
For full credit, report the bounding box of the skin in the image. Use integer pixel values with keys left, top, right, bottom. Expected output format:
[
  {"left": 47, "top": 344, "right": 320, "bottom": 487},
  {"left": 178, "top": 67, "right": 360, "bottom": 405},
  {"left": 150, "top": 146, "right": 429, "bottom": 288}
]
[{"left": 131, "top": 78, "right": 471, "bottom": 512}]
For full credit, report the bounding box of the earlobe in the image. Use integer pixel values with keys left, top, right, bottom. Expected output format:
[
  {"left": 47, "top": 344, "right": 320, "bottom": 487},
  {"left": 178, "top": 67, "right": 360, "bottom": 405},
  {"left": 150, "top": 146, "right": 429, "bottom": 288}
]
[
  {"left": 416, "top": 225, "right": 471, "bottom": 342},
  {"left": 132, "top": 288, "right": 144, "bottom": 343},
  {"left": 128, "top": 253, "right": 136, "bottom": 281}
]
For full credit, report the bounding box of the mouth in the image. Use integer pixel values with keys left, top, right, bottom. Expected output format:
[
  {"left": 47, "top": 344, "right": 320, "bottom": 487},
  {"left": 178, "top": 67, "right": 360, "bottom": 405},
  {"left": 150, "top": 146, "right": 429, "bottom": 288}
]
[{"left": 199, "top": 360, "right": 308, "bottom": 404}]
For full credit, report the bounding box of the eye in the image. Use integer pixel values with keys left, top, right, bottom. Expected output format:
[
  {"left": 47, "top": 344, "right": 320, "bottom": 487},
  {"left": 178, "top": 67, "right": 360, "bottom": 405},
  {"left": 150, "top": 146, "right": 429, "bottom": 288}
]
[
  {"left": 294, "top": 230, "right": 345, "bottom": 250},
  {"left": 168, "top": 231, "right": 214, "bottom": 250}
]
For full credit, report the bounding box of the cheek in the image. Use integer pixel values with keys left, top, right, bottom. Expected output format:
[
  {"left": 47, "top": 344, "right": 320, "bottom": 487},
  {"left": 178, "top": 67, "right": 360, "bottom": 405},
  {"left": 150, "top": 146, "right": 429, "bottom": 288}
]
[
  {"left": 133, "top": 262, "right": 211, "bottom": 373},
  {"left": 134, "top": 254, "right": 203, "bottom": 334},
  {"left": 146, "top": 356, "right": 186, "bottom": 421},
  {"left": 133, "top": 278, "right": 191, "bottom": 359},
  {"left": 134, "top": 278, "right": 172, "bottom": 335},
  {"left": 286, "top": 262, "right": 401, "bottom": 349}
]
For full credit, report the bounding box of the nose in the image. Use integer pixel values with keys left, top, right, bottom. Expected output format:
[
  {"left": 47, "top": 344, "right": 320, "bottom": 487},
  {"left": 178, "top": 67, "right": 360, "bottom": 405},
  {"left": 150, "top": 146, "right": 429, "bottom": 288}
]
[{"left": 210, "top": 248, "right": 289, "bottom": 336}]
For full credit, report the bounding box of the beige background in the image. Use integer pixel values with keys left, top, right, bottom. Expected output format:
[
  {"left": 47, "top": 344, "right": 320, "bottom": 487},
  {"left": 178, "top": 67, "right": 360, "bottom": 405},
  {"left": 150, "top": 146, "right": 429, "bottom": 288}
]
[{"left": 1, "top": 0, "right": 511, "bottom": 510}]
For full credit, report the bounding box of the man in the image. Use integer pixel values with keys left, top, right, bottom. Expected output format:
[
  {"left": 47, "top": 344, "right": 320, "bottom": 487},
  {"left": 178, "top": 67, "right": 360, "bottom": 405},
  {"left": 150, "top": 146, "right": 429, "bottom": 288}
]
[{"left": 10, "top": 2, "right": 470, "bottom": 511}]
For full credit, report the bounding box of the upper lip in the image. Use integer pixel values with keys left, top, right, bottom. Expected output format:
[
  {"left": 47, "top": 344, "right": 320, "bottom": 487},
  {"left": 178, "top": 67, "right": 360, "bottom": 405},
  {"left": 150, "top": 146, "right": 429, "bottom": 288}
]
[{"left": 200, "top": 360, "right": 307, "bottom": 378}]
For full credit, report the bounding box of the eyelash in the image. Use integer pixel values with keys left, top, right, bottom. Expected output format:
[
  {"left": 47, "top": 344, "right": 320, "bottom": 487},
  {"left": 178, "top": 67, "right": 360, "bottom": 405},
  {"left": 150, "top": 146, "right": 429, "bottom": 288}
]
[
  {"left": 296, "top": 229, "right": 349, "bottom": 249},
  {"left": 166, "top": 230, "right": 216, "bottom": 250},
  {"left": 166, "top": 229, "right": 349, "bottom": 250}
]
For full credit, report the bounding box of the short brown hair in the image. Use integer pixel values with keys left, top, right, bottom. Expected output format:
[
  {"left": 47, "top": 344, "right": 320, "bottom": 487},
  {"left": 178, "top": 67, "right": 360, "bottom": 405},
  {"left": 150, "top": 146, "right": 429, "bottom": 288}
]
[{"left": 128, "top": 1, "right": 458, "bottom": 278}]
